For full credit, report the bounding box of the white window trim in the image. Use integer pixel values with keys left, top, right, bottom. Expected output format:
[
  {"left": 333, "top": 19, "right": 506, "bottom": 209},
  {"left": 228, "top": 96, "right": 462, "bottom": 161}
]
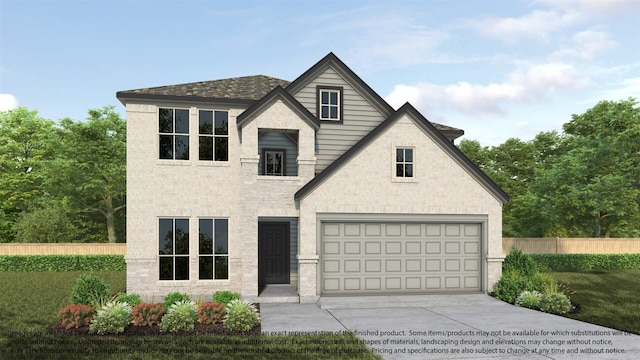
[
  {"left": 318, "top": 88, "right": 342, "bottom": 121},
  {"left": 391, "top": 145, "right": 418, "bottom": 183}
]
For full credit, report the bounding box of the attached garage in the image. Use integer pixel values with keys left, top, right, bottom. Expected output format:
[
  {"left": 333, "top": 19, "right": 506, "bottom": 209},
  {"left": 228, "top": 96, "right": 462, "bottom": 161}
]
[{"left": 320, "top": 221, "right": 482, "bottom": 295}]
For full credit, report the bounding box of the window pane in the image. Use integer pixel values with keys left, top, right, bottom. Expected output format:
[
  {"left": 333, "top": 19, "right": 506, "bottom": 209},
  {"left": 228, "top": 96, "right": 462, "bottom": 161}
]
[
  {"left": 175, "top": 256, "right": 189, "bottom": 280},
  {"left": 159, "top": 257, "right": 173, "bottom": 280},
  {"left": 199, "top": 256, "right": 213, "bottom": 280},
  {"left": 159, "top": 108, "right": 173, "bottom": 133},
  {"left": 199, "top": 136, "right": 213, "bottom": 161},
  {"left": 329, "top": 91, "right": 338, "bottom": 105},
  {"left": 215, "top": 256, "right": 228, "bottom": 279},
  {"left": 396, "top": 164, "right": 404, "bottom": 177},
  {"left": 159, "top": 135, "right": 173, "bottom": 159},
  {"left": 321, "top": 106, "right": 329, "bottom": 119},
  {"left": 199, "top": 219, "right": 213, "bottom": 254},
  {"left": 405, "top": 149, "right": 413, "bottom": 162},
  {"left": 321, "top": 91, "right": 328, "bottom": 104},
  {"left": 329, "top": 106, "right": 338, "bottom": 119},
  {"left": 215, "top": 219, "right": 228, "bottom": 254},
  {"left": 214, "top": 111, "right": 228, "bottom": 135},
  {"left": 199, "top": 110, "right": 213, "bottom": 134},
  {"left": 405, "top": 164, "right": 413, "bottom": 177},
  {"left": 175, "top": 135, "right": 189, "bottom": 160},
  {"left": 175, "top": 219, "right": 189, "bottom": 255},
  {"left": 396, "top": 149, "right": 404, "bottom": 162},
  {"left": 214, "top": 137, "right": 228, "bottom": 161},
  {"left": 175, "top": 109, "right": 189, "bottom": 134},
  {"left": 159, "top": 218, "right": 173, "bottom": 255}
]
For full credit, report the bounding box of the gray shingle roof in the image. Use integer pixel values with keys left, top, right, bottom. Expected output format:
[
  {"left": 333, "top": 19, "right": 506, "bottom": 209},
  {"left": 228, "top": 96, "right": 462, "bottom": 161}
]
[
  {"left": 116, "top": 73, "right": 462, "bottom": 136},
  {"left": 117, "top": 75, "right": 290, "bottom": 102}
]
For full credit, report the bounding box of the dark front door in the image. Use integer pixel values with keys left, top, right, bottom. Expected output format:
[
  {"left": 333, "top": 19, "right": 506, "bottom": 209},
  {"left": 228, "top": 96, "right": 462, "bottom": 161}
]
[{"left": 259, "top": 222, "right": 290, "bottom": 286}]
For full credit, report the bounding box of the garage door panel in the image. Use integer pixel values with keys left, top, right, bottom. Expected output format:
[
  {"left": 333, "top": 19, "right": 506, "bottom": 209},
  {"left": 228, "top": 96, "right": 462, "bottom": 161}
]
[
  {"left": 324, "top": 242, "right": 340, "bottom": 254},
  {"left": 344, "top": 242, "right": 361, "bottom": 254},
  {"left": 365, "top": 242, "right": 381, "bottom": 254},
  {"left": 323, "top": 260, "right": 340, "bottom": 273},
  {"left": 344, "top": 260, "right": 360, "bottom": 272},
  {"left": 385, "top": 242, "right": 401, "bottom": 254},
  {"left": 321, "top": 222, "right": 481, "bottom": 294}
]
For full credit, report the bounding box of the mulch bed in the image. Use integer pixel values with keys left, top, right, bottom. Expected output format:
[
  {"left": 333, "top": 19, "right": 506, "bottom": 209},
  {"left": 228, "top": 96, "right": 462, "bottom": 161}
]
[
  {"left": 51, "top": 303, "right": 261, "bottom": 336},
  {"left": 50, "top": 322, "right": 261, "bottom": 336}
]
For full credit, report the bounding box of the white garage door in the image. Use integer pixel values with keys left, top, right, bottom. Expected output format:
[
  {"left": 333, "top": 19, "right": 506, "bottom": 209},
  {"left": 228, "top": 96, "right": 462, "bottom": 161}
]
[{"left": 321, "top": 222, "right": 482, "bottom": 294}]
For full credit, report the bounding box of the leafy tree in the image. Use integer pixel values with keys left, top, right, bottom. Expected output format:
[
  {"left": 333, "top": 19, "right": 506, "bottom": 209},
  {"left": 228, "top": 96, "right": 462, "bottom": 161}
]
[
  {"left": 534, "top": 98, "right": 640, "bottom": 237},
  {"left": 50, "top": 106, "right": 126, "bottom": 243},
  {"left": 13, "top": 202, "right": 79, "bottom": 243},
  {"left": 0, "top": 108, "right": 55, "bottom": 241}
]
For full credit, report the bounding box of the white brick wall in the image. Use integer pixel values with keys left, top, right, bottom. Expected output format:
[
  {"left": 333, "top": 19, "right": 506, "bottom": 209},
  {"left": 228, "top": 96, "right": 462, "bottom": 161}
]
[
  {"left": 298, "top": 115, "right": 504, "bottom": 300},
  {"left": 126, "top": 102, "right": 504, "bottom": 302}
]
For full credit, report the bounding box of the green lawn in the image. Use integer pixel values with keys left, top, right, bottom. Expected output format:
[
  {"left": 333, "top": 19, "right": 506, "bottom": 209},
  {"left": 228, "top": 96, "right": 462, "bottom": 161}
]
[
  {"left": 0, "top": 271, "right": 380, "bottom": 360},
  {"left": 550, "top": 269, "right": 640, "bottom": 335}
]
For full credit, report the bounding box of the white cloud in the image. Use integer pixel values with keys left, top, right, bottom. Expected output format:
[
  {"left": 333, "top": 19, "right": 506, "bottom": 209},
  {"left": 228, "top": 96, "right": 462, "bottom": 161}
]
[
  {"left": 0, "top": 94, "right": 19, "bottom": 111},
  {"left": 468, "top": 10, "right": 584, "bottom": 43},
  {"left": 550, "top": 30, "right": 618, "bottom": 61},
  {"left": 385, "top": 62, "right": 587, "bottom": 116},
  {"left": 536, "top": 0, "right": 640, "bottom": 17},
  {"left": 597, "top": 77, "right": 640, "bottom": 101}
]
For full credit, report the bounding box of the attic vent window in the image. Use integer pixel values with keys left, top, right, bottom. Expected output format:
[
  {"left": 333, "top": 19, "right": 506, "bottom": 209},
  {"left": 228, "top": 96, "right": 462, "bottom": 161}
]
[{"left": 317, "top": 86, "right": 343, "bottom": 122}]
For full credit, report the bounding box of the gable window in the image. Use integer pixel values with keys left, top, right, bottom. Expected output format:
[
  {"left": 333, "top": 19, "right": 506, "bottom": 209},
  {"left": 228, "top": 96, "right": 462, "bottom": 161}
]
[
  {"left": 199, "top": 110, "right": 229, "bottom": 161},
  {"left": 263, "top": 149, "right": 285, "bottom": 176},
  {"left": 159, "top": 108, "right": 189, "bottom": 160},
  {"left": 396, "top": 148, "right": 414, "bottom": 178},
  {"left": 159, "top": 218, "right": 189, "bottom": 280},
  {"left": 317, "top": 86, "right": 342, "bottom": 122},
  {"left": 198, "top": 219, "right": 229, "bottom": 280}
]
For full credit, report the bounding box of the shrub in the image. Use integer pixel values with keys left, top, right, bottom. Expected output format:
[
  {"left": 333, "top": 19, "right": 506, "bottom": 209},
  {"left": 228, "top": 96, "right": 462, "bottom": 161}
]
[
  {"left": 159, "top": 300, "right": 198, "bottom": 333},
  {"left": 491, "top": 269, "right": 536, "bottom": 304},
  {"left": 540, "top": 293, "right": 573, "bottom": 315},
  {"left": 515, "top": 291, "right": 542, "bottom": 309},
  {"left": 0, "top": 255, "right": 126, "bottom": 272},
  {"left": 58, "top": 304, "right": 95, "bottom": 329},
  {"left": 131, "top": 303, "right": 165, "bottom": 326},
  {"left": 114, "top": 293, "right": 142, "bottom": 307},
  {"left": 224, "top": 299, "right": 260, "bottom": 331},
  {"left": 503, "top": 248, "right": 538, "bottom": 277},
  {"left": 197, "top": 301, "right": 226, "bottom": 325},
  {"left": 163, "top": 292, "right": 191, "bottom": 310},
  {"left": 69, "top": 273, "right": 111, "bottom": 306},
  {"left": 213, "top": 290, "right": 240, "bottom": 306},
  {"left": 531, "top": 254, "right": 640, "bottom": 272},
  {"left": 89, "top": 301, "right": 132, "bottom": 335}
]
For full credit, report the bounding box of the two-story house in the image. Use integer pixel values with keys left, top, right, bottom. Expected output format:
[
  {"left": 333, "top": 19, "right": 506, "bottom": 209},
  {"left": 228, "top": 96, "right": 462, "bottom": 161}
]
[{"left": 116, "top": 53, "right": 508, "bottom": 303}]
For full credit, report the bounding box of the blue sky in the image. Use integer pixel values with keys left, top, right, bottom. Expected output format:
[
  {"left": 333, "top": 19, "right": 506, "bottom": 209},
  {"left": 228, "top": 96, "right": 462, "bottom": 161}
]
[{"left": 1, "top": 0, "right": 639, "bottom": 146}]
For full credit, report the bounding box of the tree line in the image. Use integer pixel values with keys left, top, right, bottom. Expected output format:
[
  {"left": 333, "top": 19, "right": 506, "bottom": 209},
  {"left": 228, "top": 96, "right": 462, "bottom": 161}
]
[
  {"left": 459, "top": 98, "right": 639, "bottom": 238},
  {"left": 0, "top": 106, "right": 125, "bottom": 243},
  {"left": 0, "top": 98, "right": 637, "bottom": 242}
]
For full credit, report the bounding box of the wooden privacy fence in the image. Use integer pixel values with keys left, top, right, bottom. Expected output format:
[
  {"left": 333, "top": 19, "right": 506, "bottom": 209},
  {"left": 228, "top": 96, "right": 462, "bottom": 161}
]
[
  {"left": 503, "top": 238, "right": 640, "bottom": 255},
  {"left": 0, "top": 243, "right": 126, "bottom": 255},
  {"left": 2, "top": 240, "right": 639, "bottom": 256}
]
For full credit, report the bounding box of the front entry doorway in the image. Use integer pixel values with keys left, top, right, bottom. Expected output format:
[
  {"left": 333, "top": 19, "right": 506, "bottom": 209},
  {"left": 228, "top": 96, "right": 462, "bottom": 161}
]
[{"left": 258, "top": 222, "right": 290, "bottom": 290}]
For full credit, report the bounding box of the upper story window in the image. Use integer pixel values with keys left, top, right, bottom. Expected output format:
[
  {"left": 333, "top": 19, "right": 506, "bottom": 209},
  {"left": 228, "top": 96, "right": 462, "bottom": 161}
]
[
  {"left": 159, "top": 108, "right": 189, "bottom": 160},
  {"left": 396, "top": 147, "right": 414, "bottom": 178},
  {"left": 317, "top": 86, "right": 343, "bottom": 122},
  {"left": 263, "top": 149, "right": 285, "bottom": 176},
  {"left": 199, "top": 110, "right": 229, "bottom": 161}
]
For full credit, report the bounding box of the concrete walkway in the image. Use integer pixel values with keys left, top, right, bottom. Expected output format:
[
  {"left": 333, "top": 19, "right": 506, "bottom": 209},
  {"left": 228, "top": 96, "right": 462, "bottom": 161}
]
[{"left": 260, "top": 294, "right": 640, "bottom": 359}]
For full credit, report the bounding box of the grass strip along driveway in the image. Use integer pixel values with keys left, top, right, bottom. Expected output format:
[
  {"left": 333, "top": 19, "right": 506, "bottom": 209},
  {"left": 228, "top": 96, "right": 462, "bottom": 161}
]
[
  {"left": 550, "top": 269, "right": 640, "bottom": 335},
  {"left": 0, "top": 271, "right": 379, "bottom": 360}
]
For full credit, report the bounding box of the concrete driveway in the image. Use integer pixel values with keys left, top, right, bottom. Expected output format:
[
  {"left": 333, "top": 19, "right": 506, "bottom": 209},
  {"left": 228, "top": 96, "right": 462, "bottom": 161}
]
[{"left": 260, "top": 294, "right": 640, "bottom": 359}]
